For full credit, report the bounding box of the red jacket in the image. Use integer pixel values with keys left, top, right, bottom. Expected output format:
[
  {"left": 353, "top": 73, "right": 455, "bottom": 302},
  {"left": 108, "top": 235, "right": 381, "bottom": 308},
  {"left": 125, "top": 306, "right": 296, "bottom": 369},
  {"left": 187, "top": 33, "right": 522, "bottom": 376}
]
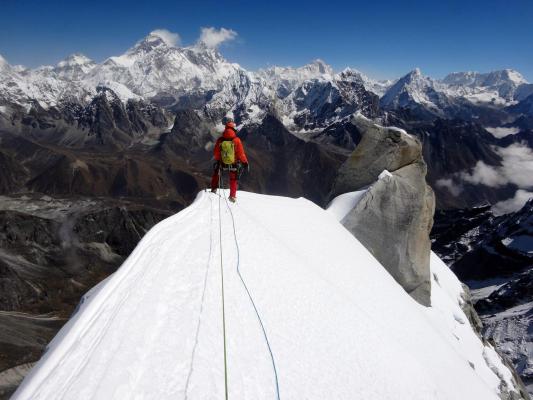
[{"left": 214, "top": 128, "right": 248, "bottom": 164}]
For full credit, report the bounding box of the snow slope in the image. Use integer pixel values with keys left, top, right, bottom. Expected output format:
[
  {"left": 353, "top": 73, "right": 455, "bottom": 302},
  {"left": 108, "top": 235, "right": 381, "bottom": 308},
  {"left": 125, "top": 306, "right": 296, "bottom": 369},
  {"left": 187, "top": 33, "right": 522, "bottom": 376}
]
[{"left": 13, "top": 191, "right": 516, "bottom": 399}]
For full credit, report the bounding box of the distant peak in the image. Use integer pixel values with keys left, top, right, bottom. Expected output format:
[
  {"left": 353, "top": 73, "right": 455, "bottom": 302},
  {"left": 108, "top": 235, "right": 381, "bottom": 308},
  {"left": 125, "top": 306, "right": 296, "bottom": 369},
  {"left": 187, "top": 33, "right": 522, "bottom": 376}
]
[
  {"left": 95, "top": 86, "right": 121, "bottom": 103},
  {"left": 443, "top": 68, "right": 528, "bottom": 86},
  {"left": 305, "top": 59, "right": 333, "bottom": 75},
  {"left": 135, "top": 29, "right": 181, "bottom": 51},
  {"left": 502, "top": 69, "right": 527, "bottom": 84},
  {"left": 0, "top": 53, "right": 9, "bottom": 68},
  {"left": 57, "top": 53, "right": 94, "bottom": 67},
  {"left": 411, "top": 68, "right": 422, "bottom": 76},
  {"left": 400, "top": 68, "right": 425, "bottom": 82}
]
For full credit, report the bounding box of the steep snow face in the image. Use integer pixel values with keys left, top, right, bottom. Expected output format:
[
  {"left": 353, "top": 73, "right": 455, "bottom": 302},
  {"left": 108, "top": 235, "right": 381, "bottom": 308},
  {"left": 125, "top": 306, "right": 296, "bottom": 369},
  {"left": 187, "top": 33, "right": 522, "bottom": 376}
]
[
  {"left": 381, "top": 68, "right": 531, "bottom": 113},
  {"left": 339, "top": 68, "right": 393, "bottom": 97},
  {"left": 443, "top": 69, "right": 527, "bottom": 89},
  {"left": 14, "top": 191, "right": 518, "bottom": 399},
  {"left": 442, "top": 69, "right": 528, "bottom": 103},
  {"left": 55, "top": 54, "right": 96, "bottom": 80},
  {"left": 257, "top": 59, "right": 334, "bottom": 98},
  {"left": 380, "top": 68, "right": 451, "bottom": 112},
  {"left": 88, "top": 34, "right": 246, "bottom": 100}
]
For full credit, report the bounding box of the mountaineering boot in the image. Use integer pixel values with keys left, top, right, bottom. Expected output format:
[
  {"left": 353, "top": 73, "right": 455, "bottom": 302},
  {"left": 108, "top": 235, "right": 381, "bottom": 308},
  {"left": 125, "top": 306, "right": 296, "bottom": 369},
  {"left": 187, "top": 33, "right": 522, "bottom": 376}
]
[{"left": 229, "top": 196, "right": 236, "bottom": 203}]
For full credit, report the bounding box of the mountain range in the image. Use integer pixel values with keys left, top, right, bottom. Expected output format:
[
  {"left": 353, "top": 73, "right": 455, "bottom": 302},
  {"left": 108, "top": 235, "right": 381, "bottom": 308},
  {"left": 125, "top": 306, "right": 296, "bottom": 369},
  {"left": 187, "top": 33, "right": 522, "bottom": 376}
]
[
  {"left": 2, "top": 30, "right": 533, "bottom": 128},
  {"left": 0, "top": 29, "right": 532, "bottom": 398}
]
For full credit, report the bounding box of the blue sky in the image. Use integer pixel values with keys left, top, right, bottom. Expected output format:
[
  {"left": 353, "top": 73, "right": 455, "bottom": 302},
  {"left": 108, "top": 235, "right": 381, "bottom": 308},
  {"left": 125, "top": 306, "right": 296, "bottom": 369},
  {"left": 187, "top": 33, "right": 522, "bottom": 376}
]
[{"left": 0, "top": 0, "right": 532, "bottom": 80}]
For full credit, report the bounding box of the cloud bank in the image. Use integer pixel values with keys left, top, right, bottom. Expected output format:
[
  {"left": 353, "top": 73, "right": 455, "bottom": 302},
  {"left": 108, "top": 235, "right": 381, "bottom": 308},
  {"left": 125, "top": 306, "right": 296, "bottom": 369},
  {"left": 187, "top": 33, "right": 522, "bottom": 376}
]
[
  {"left": 492, "top": 189, "right": 533, "bottom": 215},
  {"left": 458, "top": 143, "right": 533, "bottom": 189},
  {"left": 484, "top": 126, "right": 520, "bottom": 138},
  {"left": 438, "top": 142, "right": 533, "bottom": 214},
  {"left": 198, "top": 27, "right": 237, "bottom": 48}
]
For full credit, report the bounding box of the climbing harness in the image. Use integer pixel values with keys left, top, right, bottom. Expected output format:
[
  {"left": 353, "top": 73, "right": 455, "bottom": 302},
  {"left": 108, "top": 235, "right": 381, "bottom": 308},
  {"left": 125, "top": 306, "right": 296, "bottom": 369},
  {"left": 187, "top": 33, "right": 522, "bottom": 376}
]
[{"left": 215, "top": 167, "right": 281, "bottom": 400}]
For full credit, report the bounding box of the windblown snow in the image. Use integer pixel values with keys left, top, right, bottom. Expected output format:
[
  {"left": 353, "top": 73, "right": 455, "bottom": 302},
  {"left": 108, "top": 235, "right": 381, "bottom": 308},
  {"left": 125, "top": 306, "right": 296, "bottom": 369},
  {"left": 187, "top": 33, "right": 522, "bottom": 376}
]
[{"left": 13, "top": 191, "right": 516, "bottom": 399}]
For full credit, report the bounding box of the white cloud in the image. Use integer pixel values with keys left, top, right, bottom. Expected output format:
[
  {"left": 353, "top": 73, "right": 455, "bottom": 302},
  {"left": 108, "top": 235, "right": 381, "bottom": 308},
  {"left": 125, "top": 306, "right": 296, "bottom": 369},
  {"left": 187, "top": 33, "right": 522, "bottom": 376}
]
[
  {"left": 458, "top": 143, "right": 533, "bottom": 189},
  {"left": 484, "top": 126, "right": 520, "bottom": 138},
  {"left": 492, "top": 189, "right": 533, "bottom": 215},
  {"left": 150, "top": 29, "right": 181, "bottom": 47},
  {"left": 498, "top": 144, "right": 533, "bottom": 188},
  {"left": 459, "top": 161, "right": 507, "bottom": 187},
  {"left": 435, "top": 178, "right": 463, "bottom": 196},
  {"left": 198, "top": 27, "right": 237, "bottom": 48}
]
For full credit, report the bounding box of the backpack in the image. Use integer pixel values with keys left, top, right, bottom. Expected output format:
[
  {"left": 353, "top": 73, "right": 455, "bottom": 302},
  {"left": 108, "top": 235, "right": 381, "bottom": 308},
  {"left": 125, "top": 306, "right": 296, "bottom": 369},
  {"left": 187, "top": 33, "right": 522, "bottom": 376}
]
[{"left": 220, "top": 139, "right": 235, "bottom": 165}]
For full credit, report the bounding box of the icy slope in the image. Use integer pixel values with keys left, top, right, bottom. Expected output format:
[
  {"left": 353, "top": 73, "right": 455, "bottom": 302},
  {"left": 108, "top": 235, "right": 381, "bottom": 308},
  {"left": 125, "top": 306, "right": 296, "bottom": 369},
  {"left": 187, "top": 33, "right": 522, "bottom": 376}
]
[{"left": 14, "top": 191, "right": 513, "bottom": 399}]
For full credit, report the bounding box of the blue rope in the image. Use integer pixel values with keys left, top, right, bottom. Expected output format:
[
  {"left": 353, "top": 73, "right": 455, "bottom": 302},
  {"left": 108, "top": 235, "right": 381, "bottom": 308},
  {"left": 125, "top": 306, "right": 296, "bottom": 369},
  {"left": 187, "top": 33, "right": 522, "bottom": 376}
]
[
  {"left": 222, "top": 192, "right": 281, "bottom": 400},
  {"left": 218, "top": 172, "right": 229, "bottom": 400}
]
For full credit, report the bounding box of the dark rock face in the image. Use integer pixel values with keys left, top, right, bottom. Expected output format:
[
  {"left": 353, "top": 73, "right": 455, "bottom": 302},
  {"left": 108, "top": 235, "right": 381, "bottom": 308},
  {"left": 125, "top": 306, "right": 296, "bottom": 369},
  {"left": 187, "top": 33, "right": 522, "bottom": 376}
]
[
  {"left": 497, "top": 129, "right": 533, "bottom": 149},
  {"left": 157, "top": 109, "right": 214, "bottom": 159},
  {"left": 431, "top": 201, "right": 533, "bottom": 395},
  {"left": 0, "top": 151, "right": 27, "bottom": 194},
  {"left": 239, "top": 114, "right": 345, "bottom": 206},
  {"left": 0, "top": 197, "right": 172, "bottom": 313},
  {"left": 476, "top": 269, "right": 533, "bottom": 394},
  {"left": 290, "top": 72, "right": 380, "bottom": 131},
  {"left": 451, "top": 200, "right": 533, "bottom": 281},
  {"left": 330, "top": 116, "right": 435, "bottom": 306},
  {"left": 476, "top": 270, "right": 533, "bottom": 314},
  {"left": 3, "top": 87, "right": 172, "bottom": 150},
  {"left": 508, "top": 94, "right": 533, "bottom": 116},
  {"left": 310, "top": 119, "right": 363, "bottom": 152},
  {"left": 431, "top": 205, "right": 494, "bottom": 265},
  {"left": 0, "top": 129, "right": 201, "bottom": 208},
  {"left": 0, "top": 194, "right": 171, "bottom": 393},
  {"left": 336, "top": 70, "right": 380, "bottom": 118}
]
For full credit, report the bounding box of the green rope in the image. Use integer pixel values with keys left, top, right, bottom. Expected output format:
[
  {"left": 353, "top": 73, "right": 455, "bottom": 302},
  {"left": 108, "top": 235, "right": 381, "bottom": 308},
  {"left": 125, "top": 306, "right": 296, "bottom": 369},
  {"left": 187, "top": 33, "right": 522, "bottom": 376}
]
[{"left": 218, "top": 168, "right": 229, "bottom": 400}]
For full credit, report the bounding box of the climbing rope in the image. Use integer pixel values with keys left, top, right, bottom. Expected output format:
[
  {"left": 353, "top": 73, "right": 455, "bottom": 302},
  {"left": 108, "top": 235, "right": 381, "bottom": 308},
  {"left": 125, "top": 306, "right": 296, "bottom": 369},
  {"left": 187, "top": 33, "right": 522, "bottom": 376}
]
[
  {"left": 220, "top": 179, "right": 281, "bottom": 400},
  {"left": 217, "top": 168, "right": 230, "bottom": 400},
  {"left": 184, "top": 195, "right": 214, "bottom": 399}
]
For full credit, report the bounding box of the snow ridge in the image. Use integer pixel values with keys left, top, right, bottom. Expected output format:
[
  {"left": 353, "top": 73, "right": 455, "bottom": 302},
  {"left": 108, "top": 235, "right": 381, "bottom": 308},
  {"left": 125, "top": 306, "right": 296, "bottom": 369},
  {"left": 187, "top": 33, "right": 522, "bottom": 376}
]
[{"left": 12, "top": 190, "right": 521, "bottom": 400}]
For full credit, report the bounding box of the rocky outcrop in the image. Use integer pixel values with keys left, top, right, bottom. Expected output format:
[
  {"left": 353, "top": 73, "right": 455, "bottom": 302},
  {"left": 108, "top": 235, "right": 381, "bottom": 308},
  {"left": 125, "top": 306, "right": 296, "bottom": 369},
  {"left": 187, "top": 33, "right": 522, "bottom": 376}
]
[
  {"left": 330, "top": 117, "right": 421, "bottom": 197},
  {"left": 330, "top": 116, "right": 435, "bottom": 306}
]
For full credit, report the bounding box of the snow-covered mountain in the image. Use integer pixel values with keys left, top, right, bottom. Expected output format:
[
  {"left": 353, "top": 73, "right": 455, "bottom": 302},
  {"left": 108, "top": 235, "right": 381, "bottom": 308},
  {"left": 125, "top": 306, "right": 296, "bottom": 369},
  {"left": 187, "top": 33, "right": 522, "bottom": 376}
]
[
  {"left": 378, "top": 67, "right": 532, "bottom": 118},
  {"left": 0, "top": 31, "right": 246, "bottom": 109},
  {"left": 443, "top": 69, "right": 528, "bottom": 103},
  {"left": 2, "top": 29, "right": 530, "bottom": 132},
  {"left": 380, "top": 68, "right": 453, "bottom": 114},
  {"left": 12, "top": 190, "right": 525, "bottom": 399}
]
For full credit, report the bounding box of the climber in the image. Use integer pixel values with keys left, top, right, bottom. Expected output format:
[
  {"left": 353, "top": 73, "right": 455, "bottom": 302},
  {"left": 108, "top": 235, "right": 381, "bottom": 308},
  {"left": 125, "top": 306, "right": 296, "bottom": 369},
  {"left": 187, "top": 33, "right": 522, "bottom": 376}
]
[{"left": 211, "top": 117, "right": 249, "bottom": 203}]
